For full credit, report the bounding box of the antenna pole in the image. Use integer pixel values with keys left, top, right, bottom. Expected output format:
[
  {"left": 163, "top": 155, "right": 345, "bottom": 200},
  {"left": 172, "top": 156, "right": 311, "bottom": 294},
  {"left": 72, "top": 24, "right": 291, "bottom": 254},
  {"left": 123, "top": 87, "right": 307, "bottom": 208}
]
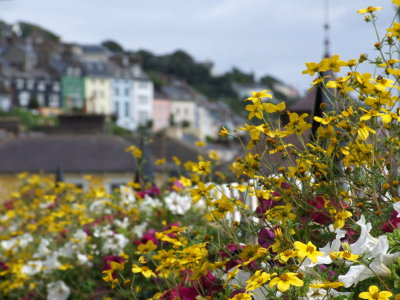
[{"left": 324, "top": 0, "right": 330, "bottom": 57}]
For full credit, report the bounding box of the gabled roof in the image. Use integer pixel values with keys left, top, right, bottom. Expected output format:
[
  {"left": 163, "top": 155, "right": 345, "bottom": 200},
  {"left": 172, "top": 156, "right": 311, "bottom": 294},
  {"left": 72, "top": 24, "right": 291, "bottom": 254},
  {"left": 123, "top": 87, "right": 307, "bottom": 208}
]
[{"left": 0, "top": 135, "right": 136, "bottom": 173}]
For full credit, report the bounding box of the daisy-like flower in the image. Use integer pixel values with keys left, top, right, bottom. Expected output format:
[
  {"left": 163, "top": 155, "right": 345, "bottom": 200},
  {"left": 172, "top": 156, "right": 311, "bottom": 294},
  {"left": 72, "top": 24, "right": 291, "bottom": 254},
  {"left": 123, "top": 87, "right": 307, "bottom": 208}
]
[
  {"left": 268, "top": 272, "right": 303, "bottom": 292},
  {"left": 359, "top": 285, "right": 392, "bottom": 300},
  {"left": 294, "top": 241, "right": 323, "bottom": 263},
  {"left": 132, "top": 264, "right": 156, "bottom": 278},
  {"left": 245, "top": 270, "right": 275, "bottom": 291}
]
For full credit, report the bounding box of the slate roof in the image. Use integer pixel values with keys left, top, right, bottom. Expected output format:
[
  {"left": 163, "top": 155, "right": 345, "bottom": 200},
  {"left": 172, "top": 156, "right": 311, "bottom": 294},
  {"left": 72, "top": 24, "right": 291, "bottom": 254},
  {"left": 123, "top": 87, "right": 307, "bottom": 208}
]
[
  {"left": 79, "top": 44, "right": 110, "bottom": 55},
  {"left": 0, "top": 135, "right": 136, "bottom": 173},
  {"left": 81, "top": 61, "right": 110, "bottom": 77}
]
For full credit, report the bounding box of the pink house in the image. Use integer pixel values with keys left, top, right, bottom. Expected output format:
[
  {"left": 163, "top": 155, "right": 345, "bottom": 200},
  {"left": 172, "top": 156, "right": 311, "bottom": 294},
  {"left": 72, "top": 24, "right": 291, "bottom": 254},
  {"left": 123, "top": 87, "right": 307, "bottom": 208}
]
[{"left": 152, "top": 92, "right": 172, "bottom": 132}]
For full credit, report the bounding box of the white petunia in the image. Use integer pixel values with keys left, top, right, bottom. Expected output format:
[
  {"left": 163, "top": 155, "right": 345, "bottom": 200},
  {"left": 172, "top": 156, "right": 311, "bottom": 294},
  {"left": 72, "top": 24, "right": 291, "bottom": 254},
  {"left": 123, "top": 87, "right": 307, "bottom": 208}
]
[
  {"left": 164, "top": 192, "right": 192, "bottom": 215},
  {"left": 47, "top": 280, "right": 70, "bottom": 300}
]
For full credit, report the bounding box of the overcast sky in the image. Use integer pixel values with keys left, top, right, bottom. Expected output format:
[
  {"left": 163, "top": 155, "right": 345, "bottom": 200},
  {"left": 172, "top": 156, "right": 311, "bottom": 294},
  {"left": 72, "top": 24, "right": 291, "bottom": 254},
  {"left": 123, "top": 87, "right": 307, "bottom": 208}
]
[{"left": 0, "top": 0, "right": 396, "bottom": 94}]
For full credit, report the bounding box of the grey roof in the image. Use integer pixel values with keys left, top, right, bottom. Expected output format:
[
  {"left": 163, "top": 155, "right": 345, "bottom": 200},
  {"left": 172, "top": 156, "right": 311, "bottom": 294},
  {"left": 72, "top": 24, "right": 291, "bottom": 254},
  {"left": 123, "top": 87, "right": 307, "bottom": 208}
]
[
  {"left": 0, "top": 135, "right": 136, "bottom": 173},
  {"left": 81, "top": 61, "right": 111, "bottom": 77},
  {"left": 162, "top": 85, "right": 193, "bottom": 101},
  {"left": 79, "top": 44, "right": 110, "bottom": 55}
]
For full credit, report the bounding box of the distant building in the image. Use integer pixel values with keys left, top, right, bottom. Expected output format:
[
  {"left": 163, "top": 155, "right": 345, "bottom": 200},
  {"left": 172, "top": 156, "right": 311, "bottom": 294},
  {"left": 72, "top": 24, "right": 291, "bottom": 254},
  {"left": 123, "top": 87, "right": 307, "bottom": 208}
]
[
  {"left": 61, "top": 63, "right": 85, "bottom": 110},
  {"left": 109, "top": 55, "right": 154, "bottom": 130},
  {"left": 0, "top": 134, "right": 136, "bottom": 196},
  {"left": 81, "top": 61, "right": 112, "bottom": 115},
  {"left": 152, "top": 91, "right": 172, "bottom": 132}
]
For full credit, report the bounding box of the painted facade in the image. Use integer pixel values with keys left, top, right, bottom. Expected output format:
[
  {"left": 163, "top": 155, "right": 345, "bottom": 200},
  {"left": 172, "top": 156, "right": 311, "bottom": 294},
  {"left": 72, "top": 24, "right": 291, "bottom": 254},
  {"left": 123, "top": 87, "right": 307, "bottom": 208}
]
[
  {"left": 152, "top": 95, "right": 172, "bottom": 132},
  {"left": 61, "top": 65, "right": 85, "bottom": 110}
]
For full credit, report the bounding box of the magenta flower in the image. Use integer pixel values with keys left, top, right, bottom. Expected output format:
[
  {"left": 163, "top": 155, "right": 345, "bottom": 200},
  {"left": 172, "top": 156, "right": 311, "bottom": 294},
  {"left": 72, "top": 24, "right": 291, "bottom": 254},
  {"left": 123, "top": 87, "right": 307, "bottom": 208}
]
[{"left": 258, "top": 227, "right": 276, "bottom": 249}]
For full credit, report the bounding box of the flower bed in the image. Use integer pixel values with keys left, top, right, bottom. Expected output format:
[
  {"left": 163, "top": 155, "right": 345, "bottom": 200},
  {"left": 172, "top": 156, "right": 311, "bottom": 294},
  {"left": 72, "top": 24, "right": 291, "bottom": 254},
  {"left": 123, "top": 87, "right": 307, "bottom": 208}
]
[{"left": 3, "top": 2, "right": 400, "bottom": 299}]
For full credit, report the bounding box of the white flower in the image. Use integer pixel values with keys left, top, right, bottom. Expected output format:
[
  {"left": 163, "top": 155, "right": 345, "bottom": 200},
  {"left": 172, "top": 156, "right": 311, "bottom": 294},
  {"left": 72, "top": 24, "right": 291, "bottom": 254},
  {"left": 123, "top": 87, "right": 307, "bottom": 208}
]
[
  {"left": 102, "top": 233, "right": 129, "bottom": 254},
  {"left": 134, "top": 222, "right": 147, "bottom": 238},
  {"left": 34, "top": 239, "right": 51, "bottom": 257},
  {"left": 22, "top": 260, "right": 44, "bottom": 275},
  {"left": 349, "top": 216, "right": 378, "bottom": 255},
  {"left": 120, "top": 185, "right": 136, "bottom": 204},
  {"left": 1, "top": 233, "right": 33, "bottom": 250},
  {"left": 338, "top": 217, "right": 400, "bottom": 287},
  {"left": 113, "top": 217, "right": 129, "bottom": 229},
  {"left": 47, "top": 280, "right": 70, "bottom": 300},
  {"left": 43, "top": 254, "right": 61, "bottom": 273},
  {"left": 164, "top": 192, "right": 191, "bottom": 215}
]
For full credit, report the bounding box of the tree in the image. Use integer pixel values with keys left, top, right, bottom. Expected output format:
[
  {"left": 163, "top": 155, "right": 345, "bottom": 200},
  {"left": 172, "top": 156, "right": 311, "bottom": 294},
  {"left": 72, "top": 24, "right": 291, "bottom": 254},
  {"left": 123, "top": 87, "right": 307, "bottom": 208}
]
[{"left": 101, "top": 40, "right": 124, "bottom": 53}]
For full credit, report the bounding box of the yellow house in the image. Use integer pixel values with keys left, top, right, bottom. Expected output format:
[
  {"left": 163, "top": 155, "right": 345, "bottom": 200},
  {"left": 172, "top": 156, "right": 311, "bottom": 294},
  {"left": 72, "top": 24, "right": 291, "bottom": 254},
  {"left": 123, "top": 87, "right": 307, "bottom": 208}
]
[{"left": 82, "top": 61, "right": 112, "bottom": 115}]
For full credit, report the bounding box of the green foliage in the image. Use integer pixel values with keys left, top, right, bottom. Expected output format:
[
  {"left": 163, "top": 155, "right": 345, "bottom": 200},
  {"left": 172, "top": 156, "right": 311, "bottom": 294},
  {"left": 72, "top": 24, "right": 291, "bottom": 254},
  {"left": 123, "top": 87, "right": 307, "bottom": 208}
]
[
  {"left": 224, "top": 67, "right": 255, "bottom": 84},
  {"left": 101, "top": 40, "right": 124, "bottom": 53},
  {"left": 106, "top": 121, "right": 132, "bottom": 136},
  {"left": 0, "top": 108, "right": 55, "bottom": 130},
  {"left": 18, "top": 21, "right": 60, "bottom": 42}
]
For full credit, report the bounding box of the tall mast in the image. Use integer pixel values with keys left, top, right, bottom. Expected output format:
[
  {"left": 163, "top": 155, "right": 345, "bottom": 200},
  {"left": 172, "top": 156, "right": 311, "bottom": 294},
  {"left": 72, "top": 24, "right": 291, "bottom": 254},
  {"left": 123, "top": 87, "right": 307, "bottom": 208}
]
[{"left": 324, "top": 0, "right": 330, "bottom": 57}]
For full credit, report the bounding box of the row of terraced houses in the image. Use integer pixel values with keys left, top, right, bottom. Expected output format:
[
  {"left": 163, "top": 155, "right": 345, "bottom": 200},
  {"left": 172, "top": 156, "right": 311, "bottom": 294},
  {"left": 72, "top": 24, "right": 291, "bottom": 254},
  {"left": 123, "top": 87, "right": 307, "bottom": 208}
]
[{"left": 0, "top": 22, "right": 241, "bottom": 140}]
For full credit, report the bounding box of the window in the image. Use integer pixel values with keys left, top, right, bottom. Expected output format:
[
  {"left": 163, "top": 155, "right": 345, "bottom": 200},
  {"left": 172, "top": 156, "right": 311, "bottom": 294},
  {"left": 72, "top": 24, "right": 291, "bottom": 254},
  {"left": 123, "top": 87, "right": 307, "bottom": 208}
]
[
  {"left": 139, "top": 95, "right": 148, "bottom": 105},
  {"left": 124, "top": 88, "right": 130, "bottom": 96},
  {"left": 138, "top": 111, "right": 148, "bottom": 124},
  {"left": 49, "top": 94, "right": 60, "bottom": 108},
  {"left": 125, "top": 102, "right": 129, "bottom": 117},
  {"left": 176, "top": 107, "right": 180, "bottom": 115},
  {"left": 37, "top": 81, "right": 45, "bottom": 91},
  {"left": 139, "top": 82, "right": 147, "bottom": 89},
  {"left": 27, "top": 80, "right": 34, "bottom": 90},
  {"left": 115, "top": 88, "right": 119, "bottom": 96},
  {"left": 19, "top": 91, "right": 29, "bottom": 106},
  {"left": 37, "top": 93, "right": 45, "bottom": 106},
  {"left": 53, "top": 82, "right": 60, "bottom": 92},
  {"left": 16, "top": 79, "right": 24, "bottom": 89},
  {"left": 115, "top": 102, "right": 119, "bottom": 115},
  {"left": 184, "top": 107, "right": 189, "bottom": 115}
]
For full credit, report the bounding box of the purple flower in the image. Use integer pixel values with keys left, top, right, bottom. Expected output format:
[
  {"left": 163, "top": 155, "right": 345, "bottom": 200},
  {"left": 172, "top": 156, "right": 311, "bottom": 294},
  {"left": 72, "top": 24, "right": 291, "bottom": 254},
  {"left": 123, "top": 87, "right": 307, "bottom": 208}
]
[{"left": 258, "top": 227, "right": 276, "bottom": 248}]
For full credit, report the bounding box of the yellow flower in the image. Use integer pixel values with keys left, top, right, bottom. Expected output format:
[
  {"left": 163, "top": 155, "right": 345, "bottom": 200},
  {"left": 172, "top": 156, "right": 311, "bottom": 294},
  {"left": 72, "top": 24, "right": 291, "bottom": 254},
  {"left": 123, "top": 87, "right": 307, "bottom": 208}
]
[
  {"left": 179, "top": 176, "right": 192, "bottom": 187},
  {"left": 357, "top": 123, "right": 376, "bottom": 141},
  {"left": 172, "top": 156, "right": 181, "bottom": 166},
  {"left": 278, "top": 249, "right": 298, "bottom": 263},
  {"left": 357, "top": 6, "right": 382, "bottom": 14},
  {"left": 309, "top": 281, "right": 345, "bottom": 289},
  {"left": 219, "top": 126, "right": 230, "bottom": 136},
  {"left": 294, "top": 241, "right": 322, "bottom": 263},
  {"left": 136, "top": 240, "right": 157, "bottom": 254},
  {"left": 387, "top": 22, "right": 400, "bottom": 38},
  {"left": 245, "top": 90, "right": 272, "bottom": 102},
  {"left": 319, "top": 55, "right": 347, "bottom": 73},
  {"left": 132, "top": 264, "right": 156, "bottom": 278},
  {"left": 246, "top": 98, "right": 265, "bottom": 120},
  {"left": 155, "top": 158, "right": 166, "bottom": 165},
  {"left": 268, "top": 272, "right": 303, "bottom": 292},
  {"left": 230, "top": 293, "right": 254, "bottom": 300},
  {"left": 340, "top": 250, "right": 359, "bottom": 262},
  {"left": 245, "top": 270, "right": 275, "bottom": 291},
  {"left": 359, "top": 285, "right": 392, "bottom": 300},
  {"left": 190, "top": 182, "right": 214, "bottom": 203},
  {"left": 192, "top": 161, "right": 211, "bottom": 175},
  {"left": 125, "top": 145, "right": 142, "bottom": 159},
  {"left": 302, "top": 62, "right": 319, "bottom": 76},
  {"left": 334, "top": 210, "right": 352, "bottom": 229},
  {"left": 263, "top": 102, "right": 286, "bottom": 113},
  {"left": 195, "top": 141, "right": 206, "bottom": 147}
]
